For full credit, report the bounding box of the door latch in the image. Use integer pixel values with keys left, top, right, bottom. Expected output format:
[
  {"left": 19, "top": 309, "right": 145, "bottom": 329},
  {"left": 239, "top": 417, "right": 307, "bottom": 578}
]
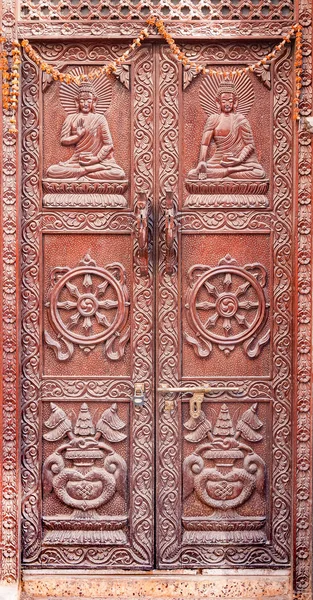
[
  {"left": 158, "top": 385, "right": 239, "bottom": 418},
  {"left": 189, "top": 391, "right": 204, "bottom": 419},
  {"left": 133, "top": 383, "right": 146, "bottom": 407}
]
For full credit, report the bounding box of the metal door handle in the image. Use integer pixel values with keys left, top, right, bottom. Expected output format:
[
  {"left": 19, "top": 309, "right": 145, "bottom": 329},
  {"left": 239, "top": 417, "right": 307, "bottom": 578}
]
[
  {"left": 164, "top": 188, "right": 176, "bottom": 275},
  {"left": 158, "top": 385, "right": 240, "bottom": 418},
  {"left": 135, "top": 191, "right": 149, "bottom": 276}
]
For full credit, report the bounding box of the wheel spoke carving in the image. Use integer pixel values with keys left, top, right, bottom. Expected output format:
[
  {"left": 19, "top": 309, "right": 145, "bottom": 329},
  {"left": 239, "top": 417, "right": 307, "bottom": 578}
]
[
  {"left": 185, "top": 254, "right": 270, "bottom": 358},
  {"left": 44, "top": 253, "right": 130, "bottom": 361}
]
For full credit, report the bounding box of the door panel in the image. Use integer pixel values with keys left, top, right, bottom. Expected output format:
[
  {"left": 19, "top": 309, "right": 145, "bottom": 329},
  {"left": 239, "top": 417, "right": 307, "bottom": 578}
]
[
  {"left": 21, "top": 39, "right": 293, "bottom": 570},
  {"left": 21, "top": 42, "right": 155, "bottom": 567},
  {"left": 156, "top": 44, "right": 292, "bottom": 567}
]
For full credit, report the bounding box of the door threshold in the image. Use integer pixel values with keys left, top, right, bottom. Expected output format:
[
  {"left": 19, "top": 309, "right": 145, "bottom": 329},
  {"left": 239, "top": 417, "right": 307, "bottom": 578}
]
[{"left": 21, "top": 568, "right": 292, "bottom": 600}]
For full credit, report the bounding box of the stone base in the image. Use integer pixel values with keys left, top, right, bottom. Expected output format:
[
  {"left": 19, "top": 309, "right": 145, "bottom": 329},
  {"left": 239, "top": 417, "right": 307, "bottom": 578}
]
[
  {"left": 185, "top": 194, "right": 269, "bottom": 208},
  {"left": 0, "top": 583, "right": 20, "bottom": 600},
  {"left": 21, "top": 568, "right": 292, "bottom": 599}
]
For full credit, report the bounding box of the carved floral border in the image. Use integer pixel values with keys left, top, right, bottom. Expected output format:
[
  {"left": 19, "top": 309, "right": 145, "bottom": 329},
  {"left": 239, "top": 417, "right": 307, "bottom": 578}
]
[
  {"left": 16, "top": 20, "right": 296, "bottom": 40},
  {"left": 0, "top": 0, "right": 20, "bottom": 587},
  {"left": 295, "top": 0, "right": 312, "bottom": 595},
  {"left": 20, "top": 44, "right": 154, "bottom": 567}
]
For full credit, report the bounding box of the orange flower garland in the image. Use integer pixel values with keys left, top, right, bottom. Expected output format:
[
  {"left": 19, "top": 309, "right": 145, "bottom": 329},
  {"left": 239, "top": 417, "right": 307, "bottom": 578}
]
[
  {"left": 0, "top": 37, "right": 11, "bottom": 113},
  {"left": 21, "top": 26, "right": 150, "bottom": 85},
  {"left": 9, "top": 41, "right": 21, "bottom": 134},
  {"left": 148, "top": 17, "right": 303, "bottom": 119},
  {"left": 0, "top": 19, "right": 304, "bottom": 133}
]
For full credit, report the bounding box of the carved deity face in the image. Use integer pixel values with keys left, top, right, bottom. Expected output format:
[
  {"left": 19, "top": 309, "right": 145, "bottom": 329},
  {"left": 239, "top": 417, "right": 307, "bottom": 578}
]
[
  {"left": 218, "top": 92, "right": 237, "bottom": 114},
  {"left": 77, "top": 92, "right": 96, "bottom": 114}
]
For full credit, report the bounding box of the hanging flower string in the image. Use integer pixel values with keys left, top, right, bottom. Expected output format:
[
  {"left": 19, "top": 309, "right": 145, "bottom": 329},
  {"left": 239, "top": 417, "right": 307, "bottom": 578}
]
[
  {"left": 20, "top": 26, "right": 150, "bottom": 84},
  {"left": 9, "top": 42, "right": 22, "bottom": 134},
  {"left": 0, "top": 36, "right": 11, "bottom": 113},
  {"left": 0, "top": 19, "right": 303, "bottom": 133},
  {"left": 148, "top": 17, "right": 302, "bottom": 120}
]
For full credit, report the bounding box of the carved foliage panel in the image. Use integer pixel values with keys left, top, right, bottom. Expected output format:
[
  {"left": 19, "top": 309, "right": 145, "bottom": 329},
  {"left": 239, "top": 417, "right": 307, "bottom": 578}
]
[
  {"left": 182, "top": 400, "right": 269, "bottom": 546},
  {"left": 157, "top": 44, "right": 292, "bottom": 567},
  {"left": 21, "top": 43, "right": 154, "bottom": 567}
]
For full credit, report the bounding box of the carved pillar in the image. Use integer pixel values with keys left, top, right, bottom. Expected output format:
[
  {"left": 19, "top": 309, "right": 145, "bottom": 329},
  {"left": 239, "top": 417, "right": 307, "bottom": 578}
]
[
  {"left": 295, "top": 0, "right": 313, "bottom": 597},
  {"left": 0, "top": 0, "right": 21, "bottom": 598}
]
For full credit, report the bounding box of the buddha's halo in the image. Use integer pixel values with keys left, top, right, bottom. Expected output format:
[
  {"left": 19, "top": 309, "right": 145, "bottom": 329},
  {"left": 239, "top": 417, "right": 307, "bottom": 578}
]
[
  {"left": 199, "top": 69, "right": 255, "bottom": 117},
  {"left": 59, "top": 66, "right": 112, "bottom": 115}
]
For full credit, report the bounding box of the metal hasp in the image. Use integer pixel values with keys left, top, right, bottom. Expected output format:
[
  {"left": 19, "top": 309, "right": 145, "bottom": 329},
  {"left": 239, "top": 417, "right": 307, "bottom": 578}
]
[
  {"left": 133, "top": 382, "right": 146, "bottom": 407},
  {"left": 158, "top": 385, "right": 240, "bottom": 418}
]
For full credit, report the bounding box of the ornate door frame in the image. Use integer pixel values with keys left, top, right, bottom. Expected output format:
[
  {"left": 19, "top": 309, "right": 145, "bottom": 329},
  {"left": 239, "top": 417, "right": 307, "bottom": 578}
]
[{"left": 0, "top": 1, "right": 312, "bottom": 597}]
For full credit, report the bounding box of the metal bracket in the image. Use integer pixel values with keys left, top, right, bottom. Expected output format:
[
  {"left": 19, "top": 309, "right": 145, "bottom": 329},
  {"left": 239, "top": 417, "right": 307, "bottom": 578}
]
[
  {"left": 158, "top": 385, "right": 239, "bottom": 418},
  {"left": 133, "top": 382, "right": 146, "bottom": 407}
]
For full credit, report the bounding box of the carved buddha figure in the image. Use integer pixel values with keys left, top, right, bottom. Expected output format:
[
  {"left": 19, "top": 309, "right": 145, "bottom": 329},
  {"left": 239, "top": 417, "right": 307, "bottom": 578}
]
[
  {"left": 188, "top": 81, "right": 266, "bottom": 181},
  {"left": 47, "top": 82, "right": 125, "bottom": 181}
]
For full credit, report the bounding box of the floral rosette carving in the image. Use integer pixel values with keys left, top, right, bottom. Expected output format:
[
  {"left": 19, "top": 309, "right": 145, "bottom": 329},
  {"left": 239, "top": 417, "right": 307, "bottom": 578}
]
[
  {"left": 185, "top": 254, "right": 270, "bottom": 358},
  {"left": 44, "top": 253, "right": 130, "bottom": 361}
]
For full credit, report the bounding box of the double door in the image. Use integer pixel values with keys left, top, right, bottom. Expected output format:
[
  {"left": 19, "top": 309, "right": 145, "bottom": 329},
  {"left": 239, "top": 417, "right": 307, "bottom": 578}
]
[{"left": 21, "top": 39, "right": 293, "bottom": 569}]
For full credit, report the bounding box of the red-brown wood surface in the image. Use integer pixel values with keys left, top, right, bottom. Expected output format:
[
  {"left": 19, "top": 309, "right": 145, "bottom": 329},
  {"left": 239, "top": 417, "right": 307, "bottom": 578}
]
[
  {"left": 20, "top": 43, "right": 155, "bottom": 567},
  {"left": 8, "top": 15, "right": 310, "bottom": 596},
  {"left": 156, "top": 42, "right": 292, "bottom": 567}
]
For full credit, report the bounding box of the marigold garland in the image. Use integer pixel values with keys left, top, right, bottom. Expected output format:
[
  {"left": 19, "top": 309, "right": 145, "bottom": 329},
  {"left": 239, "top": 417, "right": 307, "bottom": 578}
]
[
  {"left": 0, "top": 37, "right": 11, "bottom": 114},
  {"left": 0, "top": 19, "right": 303, "bottom": 134}
]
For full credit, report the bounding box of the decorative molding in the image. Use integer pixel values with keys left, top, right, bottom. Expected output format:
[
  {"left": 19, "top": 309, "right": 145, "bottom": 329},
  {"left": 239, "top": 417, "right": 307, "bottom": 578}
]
[
  {"left": 41, "top": 212, "right": 134, "bottom": 232},
  {"left": 17, "top": 20, "right": 295, "bottom": 41},
  {"left": 271, "top": 45, "right": 293, "bottom": 565},
  {"left": 17, "top": 0, "right": 294, "bottom": 24},
  {"left": 1, "top": 0, "right": 20, "bottom": 587},
  {"left": 157, "top": 45, "right": 181, "bottom": 566},
  {"left": 20, "top": 55, "right": 41, "bottom": 565},
  {"left": 179, "top": 212, "right": 273, "bottom": 231},
  {"left": 295, "top": 0, "right": 313, "bottom": 594},
  {"left": 41, "top": 379, "right": 133, "bottom": 400}
]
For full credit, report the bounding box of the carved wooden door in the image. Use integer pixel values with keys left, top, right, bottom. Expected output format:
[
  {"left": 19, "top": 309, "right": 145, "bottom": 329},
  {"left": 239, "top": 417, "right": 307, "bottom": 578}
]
[
  {"left": 21, "top": 41, "right": 155, "bottom": 568},
  {"left": 155, "top": 43, "right": 292, "bottom": 568},
  {"left": 21, "top": 39, "right": 293, "bottom": 571}
]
